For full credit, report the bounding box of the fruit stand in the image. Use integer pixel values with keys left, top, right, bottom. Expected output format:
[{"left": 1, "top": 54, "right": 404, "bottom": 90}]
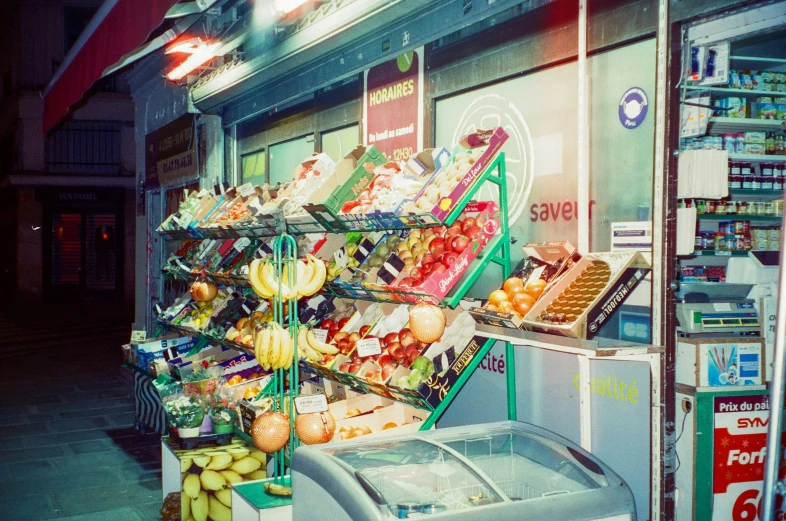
[{"left": 142, "top": 129, "right": 653, "bottom": 520}]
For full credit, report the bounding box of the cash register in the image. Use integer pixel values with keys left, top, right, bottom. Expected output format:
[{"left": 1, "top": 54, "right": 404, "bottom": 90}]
[{"left": 676, "top": 282, "right": 760, "bottom": 336}]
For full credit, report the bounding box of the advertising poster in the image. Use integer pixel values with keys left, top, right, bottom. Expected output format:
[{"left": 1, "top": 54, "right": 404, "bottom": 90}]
[
  {"left": 712, "top": 394, "right": 785, "bottom": 520},
  {"left": 363, "top": 48, "right": 424, "bottom": 160},
  {"left": 144, "top": 114, "right": 198, "bottom": 189}
]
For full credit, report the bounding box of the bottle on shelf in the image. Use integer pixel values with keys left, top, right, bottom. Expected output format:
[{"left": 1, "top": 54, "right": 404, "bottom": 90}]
[
  {"left": 766, "top": 132, "right": 776, "bottom": 154},
  {"left": 776, "top": 134, "right": 785, "bottom": 156}
]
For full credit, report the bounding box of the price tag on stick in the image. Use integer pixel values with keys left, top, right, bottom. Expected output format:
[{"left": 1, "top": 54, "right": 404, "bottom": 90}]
[
  {"left": 294, "top": 394, "right": 329, "bottom": 414},
  {"left": 356, "top": 337, "right": 382, "bottom": 357}
]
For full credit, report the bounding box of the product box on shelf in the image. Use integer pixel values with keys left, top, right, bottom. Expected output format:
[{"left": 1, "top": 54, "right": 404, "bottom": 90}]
[
  {"left": 371, "top": 202, "right": 502, "bottom": 305},
  {"left": 399, "top": 128, "right": 509, "bottom": 223},
  {"left": 520, "top": 251, "right": 651, "bottom": 339},
  {"left": 331, "top": 402, "right": 430, "bottom": 442},
  {"left": 302, "top": 145, "right": 387, "bottom": 226},
  {"left": 167, "top": 345, "right": 235, "bottom": 380},
  {"left": 677, "top": 338, "right": 765, "bottom": 387},
  {"left": 131, "top": 335, "right": 195, "bottom": 367}
]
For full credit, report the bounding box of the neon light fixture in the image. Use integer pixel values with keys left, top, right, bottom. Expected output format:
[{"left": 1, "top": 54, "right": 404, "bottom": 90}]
[{"left": 165, "top": 37, "right": 219, "bottom": 81}]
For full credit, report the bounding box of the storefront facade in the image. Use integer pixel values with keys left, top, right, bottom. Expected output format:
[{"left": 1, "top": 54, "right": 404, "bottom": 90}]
[{"left": 113, "top": 0, "right": 786, "bottom": 519}]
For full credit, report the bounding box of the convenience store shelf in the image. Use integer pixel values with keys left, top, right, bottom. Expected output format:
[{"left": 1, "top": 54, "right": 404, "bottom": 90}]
[
  {"left": 728, "top": 188, "right": 785, "bottom": 200},
  {"left": 728, "top": 154, "right": 786, "bottom": 162},
  {"left": 697, "top": 213, "right": 783, "bottom": 223},
  {"left": 684, "top": 85, "right": 786, "bottom": 101},
  {"left": 729, "top": 55, "right": 786, "bottom": 71},
  {"left": 707, "top": 117, "right": 786, "bottom": 134},
  {"left": 690, "top": 250, "right": 750, "bottom": 257}
]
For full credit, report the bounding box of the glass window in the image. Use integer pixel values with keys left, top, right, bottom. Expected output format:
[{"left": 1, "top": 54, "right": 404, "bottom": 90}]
[
  {"left": 322, "top": 125, "right": 359, "bottom": 162},
  {"left": 268, "top": 135, "right": 315, "bottom": 186},
  {"left": 241, "top": 149, "right": 266, "bottom": 185}
]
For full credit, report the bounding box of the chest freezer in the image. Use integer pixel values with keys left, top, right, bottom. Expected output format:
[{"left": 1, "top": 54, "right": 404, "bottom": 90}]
[{"left": 291, "top": 420, "right": 636, "bottom": 520}]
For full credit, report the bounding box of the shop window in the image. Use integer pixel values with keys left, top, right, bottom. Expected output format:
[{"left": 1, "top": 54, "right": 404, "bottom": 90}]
[
  {"left": 269, "top": 135, "right": 315, "bottom": 186},
  {"left": 321, "top": 125, "right": 359, "bottom": 162},
  {"left": 241, "top": 149, "right": 267, "bottom": 186}
]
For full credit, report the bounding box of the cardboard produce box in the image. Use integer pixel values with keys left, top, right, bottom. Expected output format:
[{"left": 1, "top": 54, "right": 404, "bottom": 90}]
[
  {"left": 677, "top": 338, "right": 764, "bottom": 387},
  {"left": 521, "top": 251, "right": 651, "bottom": 339},
  {"left": 303, "top": 145, "right": 387, "bottom": 225},
  {"left": 332, "top": 402, "right": 430, "bottom": 442}
]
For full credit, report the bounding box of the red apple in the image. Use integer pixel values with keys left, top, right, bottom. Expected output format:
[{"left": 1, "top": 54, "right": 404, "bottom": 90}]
[
  {"left": 387, "top": 341, "right": 402, "bottom": 356},
  {"left": 446, "top": 224, "right": 462, "bottom": 237},
  {"left": 338, "top": 339, "right": 350, "bottom": 352},
  {"left": 320, "top": 319, "right": 335, "bottom": 329},
  {"left": 408, "top": 351, "right": 419, "bottom": 365},
  {"left": 428, "top": 238, "right": 445, "bottom": 255},
  {"left": 421, "top": 264, "right": 434, "bottom": 277},
  {"left": 348, "top": 362, "right": 361, "bottom": 373},
  {"left": 432, "top": 264, "right": 447, "bottom": 274},
  {"left": 450, "top": 235, "right": 471, "bottom": 254},
  {"left": 421, "top": 253, "right": 435, "bottom": 268},
  {"left": 382, "top": 364, "right": 396, "bottom": 380},
  {"left": 405, "top": 344, "right": 421, "bottom": 356},
  {"left": 338, "top": 362, "right": 351, "bottom": 372},
  {"left": 328, "top": 327, "right": 340, "bottom": 341},
  {"left": 409, "top": 267, "right": 422, "bottom": 280},
  {"left": 461, "top": 217, "right": 476, "bottom": 233},
  {"left": 365, "top": 369, "right": 380, "bottom": 380},
  {"left": 464, "top": 225, "right": 481, "bottom": 240},
  {"left": 400, "top": 330, "right": 416, "bottom": 347},
  {"left": 399, "top": 277, "right": 416, "bottom": 289},
  {"left": 349, "top": 332, "right": 360, "bottom": 342},
  {"left": 338, "top": 317, "right": 350, "bottom": 329},
  {"left": 359, "top": 325, "right": 371, "bottom": 337},
  {"left": 378, "top": 354, "right": 393, "bottom": 366},
  {"left": 384, "top": 332, "right": 399, "bottom": 344},
  {"left": 432, "top": 225, "right": 447, "bottom": 235},
  {"left": 333, "top": 331, "right": 349, "bottom": 343},
  {"left": 440, "top": 251, "right": 459, "bottom": 268}
]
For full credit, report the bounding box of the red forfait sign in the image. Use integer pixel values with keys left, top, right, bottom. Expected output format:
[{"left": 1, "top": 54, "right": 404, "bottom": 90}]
[
  {"left": 363, "top": 48, "right": 424, "bottom": 161},
  {"left": 712, "top": 395, "right": 786, "bottom": 521}
]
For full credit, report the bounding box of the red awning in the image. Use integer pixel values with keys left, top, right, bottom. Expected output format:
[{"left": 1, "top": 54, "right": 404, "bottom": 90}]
[{"left": 42, "top": 0, "right": 180, "bottom": 134}]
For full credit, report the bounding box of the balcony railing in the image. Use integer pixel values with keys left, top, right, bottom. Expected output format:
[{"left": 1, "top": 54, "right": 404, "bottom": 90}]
[{"left": 47, "top": 122, "right": 122, "bottom": 175}]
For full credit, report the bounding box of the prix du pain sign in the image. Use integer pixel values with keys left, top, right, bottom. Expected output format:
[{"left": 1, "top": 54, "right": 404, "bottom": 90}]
[
  {"left": 363, "top": 48, "right": 424, "bottom": 161},
  {"left": 712, "top": 394, "right": 786, "bottom": 521}
]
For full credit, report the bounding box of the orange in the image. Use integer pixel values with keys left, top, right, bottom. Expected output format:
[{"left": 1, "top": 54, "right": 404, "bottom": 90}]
[
  {"left": 498, "top": 301, "right": 515, "bottom": 314},
  {"left": 488, "top": 290, "right": 510, "bottom": 306},
  {"left": 524, "top": 279, "right": 547, "bottom": 299},
  {"left": 512, "top": 294, "right": 535, "bottom": 315},
  {"left": 503, "top": 277, "right": 525, "bottom": 294}
]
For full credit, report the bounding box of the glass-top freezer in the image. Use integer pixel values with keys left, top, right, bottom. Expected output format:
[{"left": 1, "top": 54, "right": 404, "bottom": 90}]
[{"left": 291, "top": 420, "right": 636, "bottom": 520}]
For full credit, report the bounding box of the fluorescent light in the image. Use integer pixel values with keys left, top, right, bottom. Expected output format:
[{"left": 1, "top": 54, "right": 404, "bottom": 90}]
[
  {"left": 166, "top": 37, "right": 205, "bottom": 55},
  {"left": 272, "top": 0, "right": 311, "bottom": 15},
  {"left": 166, "top": 42, "right": 219, "bottom": 81}
]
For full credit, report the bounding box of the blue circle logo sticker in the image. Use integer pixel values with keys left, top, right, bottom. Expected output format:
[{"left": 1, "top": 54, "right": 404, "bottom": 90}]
[{"left": 619, "top": 87, "right": 648, "bottom": 129}]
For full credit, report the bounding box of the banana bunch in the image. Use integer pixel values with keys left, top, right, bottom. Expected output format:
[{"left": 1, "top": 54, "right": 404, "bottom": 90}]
[
  {"left": 180, "top": 444, "right": 267, "bottom": 521},
  {"left": 297, "top": 327, "right": 339, "bottom": 363},
  {"left": 248, "top": 254, "right": 326, "bottom": 301},
  {"left": 254, "top": 322, "right": 294, "bottom": 371}
]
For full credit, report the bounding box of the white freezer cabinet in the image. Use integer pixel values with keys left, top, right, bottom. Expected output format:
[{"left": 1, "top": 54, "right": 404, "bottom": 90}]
[{"left": 291, "top": 420, "right": 636, "bottom": 520}]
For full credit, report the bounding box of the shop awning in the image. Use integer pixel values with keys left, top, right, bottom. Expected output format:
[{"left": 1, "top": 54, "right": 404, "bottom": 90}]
[{"left": 41, "top": 0, "right": 183, "bottom": 134}]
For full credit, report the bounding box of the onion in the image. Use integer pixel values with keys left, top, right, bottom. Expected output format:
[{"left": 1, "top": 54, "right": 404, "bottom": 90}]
[
  {"left": 295, "top": 411, "right": 336, "bottom": 445},
  {"left": 408, "top": 302, "right": 446, "bottom": 343},
  {"left": 190, "top": 281, "right": 218, "bottom": 302},
  {"left": 251, "top": 411, "right": 290, "bottom": 453}
]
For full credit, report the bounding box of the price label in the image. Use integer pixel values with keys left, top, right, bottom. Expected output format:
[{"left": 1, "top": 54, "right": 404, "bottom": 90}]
[
  {"left": 356, "top": 337, "right": 382, "bottom": 357},
  {"left": 294, "top": 394, "right": 329, "bottom": 414},
  {"left": 234, "top": 237, "right": 252, "bottom": 252},
  {"left": 312, "top": 329, "right": 329, "bottom": 343},
  {"left": 238, "top": 183, "right": 255, "bottom": 198},
  {"left": 130, "top": 330, "right": 146, "bottom": 342}
]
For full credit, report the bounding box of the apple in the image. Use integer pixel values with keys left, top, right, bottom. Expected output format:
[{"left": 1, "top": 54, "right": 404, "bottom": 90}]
[
  {"left": 348, "top": 362, "right": 361, "bottom": 373},
  {"left": 338, "top": 317, "right": 350, "bottom": 329},
  {"left": 408, "top": 351, "right": 419, "bottom": 365},
  {"left": 405, "top": 344, "right": 421, "bottom": 356},
  {"left": 387, "top": 341, "right": 402, "bottom": 356},
  {"left": 423, "top": 235, "right": 436, "bottom": 250},
  {"left": 391, "top": 345, "right": 405, "bottom": 358},
  {"left": 432, "top": 264, "right": 447, "bottom": 274},
  {"left": 433, "top": 225, "right": 447, "bottom": 235},
  {"left": 440, "top": 251, "right": 459, "bottom": 268},
  {"left": 421, "top": 264, "right": 434, "bottom": 277},
  {"left": 339, "top": 362, "right": 351, "bottom": 372},
  {"left": 338, "top": 339, "right": 350, "bottom": 353},
  {"left": 450, "top": 235, "right": 471, "bottom": 254},
  {"left": 430, "top": 245, "right": 445, "bottom": 259},
  {"left": 320, "top": 319, "right": 335, "bottom": 329},
  {"left": 414, "top": 251, "right": 426, "bottom": 264},
  {"left": 378, "top": 354, "right": 394, "bottom": 366},
  {"left": 421, "top": 252, "right": 435, "bottom": 267},
  {"left": 410, "top": 267, "right": 422, "bottom": 280},
  {"left": 400, "top": 330, "right": 416, "bottom": 347},
  {"left": 381, "top": 363, "right": 397, "bottom": 380},
  {"left": 446, "top": 224, "right": 462, "bottom": 237},
  {"left": 359, "top": 325, "right": 371, "bottom": 337},
  {"left": 461, "top": 217, "right": 476, "bottom": 233},
  {"left": 399, "top": 277, "right": 416, "bottom": 289},
  {"left": 428, "top": 238, "right": 445, "bottom": 255},
  {"left": 349, "top": 332, "right": 361, "bottom": 342},
  {"left": 329, "top": 327, "right": 340, "bottom": 341},
  {"left": 384, "top": 332, "right": 399, "bottom": 344},
  {"left": 464, "top": 225, "right": 481, "bottom": 240},
  {"left": 365, "top": 369, "right": 380, "bottom": 380}
]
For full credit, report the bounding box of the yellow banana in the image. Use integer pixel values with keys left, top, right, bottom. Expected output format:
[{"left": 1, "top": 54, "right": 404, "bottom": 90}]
[
  {"left": 208, "top": 496, "right": 232, "bottom": 521},
  {"left": 219, "top": 469, "right": 243, "bottom": 484},
  {"left": 247, "top": 470, "right": 268, "bottom": 480},
  {"left": 281, "top": 327, "right": 293, "bottom": 370},
  {"left": 181, "top": 458, "right": 192, "bottom": 473},
  {"left": 299, "top": 254, "right": 326, "bottom": 297},
  {"left": 182, "top": 473, "right": 201, "bottom": 499},
  {"left": 307, "top": 327, "right": 339, "bottom": 355},
  {"left": 215, "top": 488, "right": 232, "bottom": 508},
  {"left": 267, "top": 325, "right": 281, "bottom": 370},
  {"left": 294, "top": 259, "right": 314, "bottom": 297},
  {"left": 183, "top": 491, "right": 191, "bottom": 519},
  {"left": 248, "top": 258, "right": 273, "bottom": 298},
  {"left": 298, "top": 327, "right": 323, "bottom": 362},
  {"left": 206, "top": 454, "right": 233, "bottom": 470},
  {"left": 192, "top": 490, "right": 208, "bottom": 521},
  {"left": 264, "top": 482, "right": 293, "bottom": 497},
  {"left": 192, "top": 455, "right": 210, "bottom": 468},
  {"left": 231, "top": 456, "right": 262, "bottom": 474},
  {"left": 255, "top": 326, "right": 271, "bottom": 368},
  {"left": 259, "top": 261, "right": 280, "bottom": 297},
  {"left": 199, "top": 469, "right": 227, "bottom": 491}
]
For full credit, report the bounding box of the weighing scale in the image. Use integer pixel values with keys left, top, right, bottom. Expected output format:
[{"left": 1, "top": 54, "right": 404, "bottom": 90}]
[{"left": 676, "top": 283, "right": 760, "bottom": 336}]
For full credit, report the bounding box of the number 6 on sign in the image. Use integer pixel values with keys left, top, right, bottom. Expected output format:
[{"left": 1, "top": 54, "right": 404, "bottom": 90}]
[{"left": 732, "top": 489, "right": 783, "bottom": 521}]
